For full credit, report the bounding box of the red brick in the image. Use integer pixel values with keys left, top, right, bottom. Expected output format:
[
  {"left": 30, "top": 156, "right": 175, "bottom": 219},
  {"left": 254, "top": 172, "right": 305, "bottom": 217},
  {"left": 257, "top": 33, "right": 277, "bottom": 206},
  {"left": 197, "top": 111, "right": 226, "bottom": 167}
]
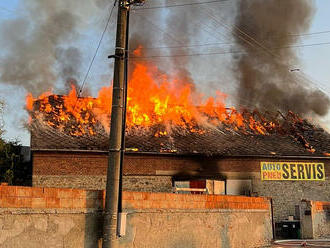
[
  {"left": 190, "top": 194, "right": 203, "bottom": 202},
  {"left": 216, "top": 196, "right": 226, "bottom": 202},
  {"left": 16, "top": 187, "right": 32, "bottom": 197},
  {"left": 59, "top": 198, "right": 73, "bottom": 208},
  {"left": 141, "top": 192, "right": 149, "bottom": 200},
  {"left": 195, "top": 201, "right": 206, "bottom": 209},
  {"left": 58, "top": 188, "right": 73, "bottom": 199},
  {"left": 72, "top": 198, "right": 86, "bottom": 208},
  {"left": 46, "top": 197, "right": 60, "bottom": 208},
  {"left": 132, "top": 192, "right": 143, "bottom": 200},
  {"left": 160, "top": 201, "right": 172, "bottom": 209},
  {"left": 183, "top": 202, "right": 193, "bottom": 209},
  {"left": 2, "top": 196, "right": 17, "bottom": 208},
  {"left": 151, "top": 201, "right": 161, "bottom": 209},
  {"left": 32, "top": 188, "right": 44, "bottom": 198},
  {"left": 16, "top": 197, "right": 32, "bottom": 208},
  {"left": 128, "top": 200, "right": 143, "bottom": 209},
  {"left": 72, "top": 189, "right": 86, "bottom": 199},
  {"left": 32, "top": 198, "right": 46, "bottom": 208},
  {"left": 207, "top": 195, "right": 217, "bottom": 202},
  {"left": 173, "top": 194, "right": 185, "bottom": 202},
  {"left": 141, "top": 200, "right": 152, "bottom": 208},
  {"left": 122, "top": 192, "right": 134, "bottom": 200},
  {"left": 44, "top": 188, "right": 58, "bottom": 198},
  {"left": 213, "top": 202, "right": 222, "bottom": 208},
  {"left": 165, "top": 201, "right": 175, "bottom": 209},
  {"left": 1, "top": 186, "right": 17, "bottom": 197},
  {"left": 165, "top": 193, "right": 177, "bottom": 201}
]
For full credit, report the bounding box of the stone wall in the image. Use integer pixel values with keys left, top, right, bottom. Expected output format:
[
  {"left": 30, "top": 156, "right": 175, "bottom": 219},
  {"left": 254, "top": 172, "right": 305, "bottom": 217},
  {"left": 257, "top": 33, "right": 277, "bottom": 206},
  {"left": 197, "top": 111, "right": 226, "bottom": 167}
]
[
  {"left": 252, "top": 176, "right": 330, "bottom": 222},
  {"left": 33, "top": 175, "right": 173, "bottom": 192},
  {"left": 0, "top": 185, "right": 273, "bottom": 248},
  {"left": 301, "top": 200, "right": 330, "bottom": 239}
]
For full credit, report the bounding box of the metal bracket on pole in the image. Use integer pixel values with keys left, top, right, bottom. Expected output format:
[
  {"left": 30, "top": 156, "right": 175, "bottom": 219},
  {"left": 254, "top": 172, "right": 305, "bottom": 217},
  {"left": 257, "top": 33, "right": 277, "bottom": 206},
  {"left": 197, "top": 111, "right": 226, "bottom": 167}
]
[
  {"left": 109, "top": 47, "right": 125, "bottom": 59},
  {"left": 108, "top": 47, "right": 125, "bottom": 60}
]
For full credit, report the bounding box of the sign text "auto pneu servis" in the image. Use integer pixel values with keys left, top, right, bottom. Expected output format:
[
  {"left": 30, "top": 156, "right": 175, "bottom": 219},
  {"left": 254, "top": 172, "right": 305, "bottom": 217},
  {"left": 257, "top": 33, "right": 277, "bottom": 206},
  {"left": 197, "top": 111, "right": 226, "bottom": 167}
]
[{"left": 260, "top": 162, "right": 325, "bottom": 181}]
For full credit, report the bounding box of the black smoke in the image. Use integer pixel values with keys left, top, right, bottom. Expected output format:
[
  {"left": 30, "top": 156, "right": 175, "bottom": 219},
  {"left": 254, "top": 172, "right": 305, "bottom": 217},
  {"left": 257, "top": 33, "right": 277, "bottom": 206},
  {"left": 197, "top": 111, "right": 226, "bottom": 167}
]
[{"left": 233, "top": 0, "right": 330, "bottom": 116}]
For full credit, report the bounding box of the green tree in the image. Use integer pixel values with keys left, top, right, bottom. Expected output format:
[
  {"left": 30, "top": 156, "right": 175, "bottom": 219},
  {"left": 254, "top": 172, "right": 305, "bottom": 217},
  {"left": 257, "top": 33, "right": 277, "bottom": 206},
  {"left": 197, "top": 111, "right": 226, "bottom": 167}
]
[
  {"left": 0, "top": 100, "right": 4, "bottom": 137},
  {"left": 0, "top": 99, "right": 26, "bottom": 185}
]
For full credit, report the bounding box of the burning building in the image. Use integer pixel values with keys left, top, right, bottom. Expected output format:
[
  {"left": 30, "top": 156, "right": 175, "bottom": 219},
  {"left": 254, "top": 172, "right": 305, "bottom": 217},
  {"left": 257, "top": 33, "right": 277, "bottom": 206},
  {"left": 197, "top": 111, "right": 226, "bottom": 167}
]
[{"left": 27, "top": 62, "right": 330, "bottom": 225}]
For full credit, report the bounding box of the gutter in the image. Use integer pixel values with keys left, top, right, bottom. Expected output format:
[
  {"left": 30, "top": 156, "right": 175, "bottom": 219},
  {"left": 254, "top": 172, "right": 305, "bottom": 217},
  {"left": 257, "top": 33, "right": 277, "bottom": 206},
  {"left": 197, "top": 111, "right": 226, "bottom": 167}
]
[{"left": 30, "top": 148, "right": 330, "bottom": 160}]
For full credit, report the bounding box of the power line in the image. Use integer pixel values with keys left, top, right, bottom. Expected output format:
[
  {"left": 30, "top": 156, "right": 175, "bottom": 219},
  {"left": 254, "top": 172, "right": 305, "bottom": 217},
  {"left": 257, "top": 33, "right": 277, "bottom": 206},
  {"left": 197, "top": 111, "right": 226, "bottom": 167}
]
[
  {"left": 134, "top": 0, "right": 229, "bottom": 10},
  {"left": 201, "top": 7, "right": 330, "bottom": 95},
  {"left": 72, "top": 0, "right": 117, "bottom": 113},
  {"left": 77, "top": 0, "right": 117, "bottom": 97},
  {"left": 129, "top": 41, "right": 330, "bottom": 59},
  {"left": 281, "top": 41, "right": 330, "bottom": 49},
  {"left": 129, "top": 41, "right": 232, "bottom": 51},
  {"left": 289, "top": 30, "right": 330, "bottom": 37},
  {"left": 133, "top": 5, "right": 330, "bottom": 96},
  {"left": 129, "top": 40, "right": 330, "bottom": 52}
]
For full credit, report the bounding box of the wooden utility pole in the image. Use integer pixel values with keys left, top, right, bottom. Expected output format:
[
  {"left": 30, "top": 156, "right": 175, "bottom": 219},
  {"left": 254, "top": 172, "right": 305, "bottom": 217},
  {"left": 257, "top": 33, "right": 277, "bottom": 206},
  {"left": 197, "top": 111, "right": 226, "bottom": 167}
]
[{"left": 103, "top": 1, "right": 128, "bottom": 247}]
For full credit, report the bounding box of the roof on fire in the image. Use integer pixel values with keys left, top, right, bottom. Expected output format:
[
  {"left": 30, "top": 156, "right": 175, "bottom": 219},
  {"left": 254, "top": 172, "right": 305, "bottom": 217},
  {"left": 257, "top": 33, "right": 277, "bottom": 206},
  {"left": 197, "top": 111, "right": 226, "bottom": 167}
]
[{"left": 30, "top": 118, "right": 330, "bottom": 158}]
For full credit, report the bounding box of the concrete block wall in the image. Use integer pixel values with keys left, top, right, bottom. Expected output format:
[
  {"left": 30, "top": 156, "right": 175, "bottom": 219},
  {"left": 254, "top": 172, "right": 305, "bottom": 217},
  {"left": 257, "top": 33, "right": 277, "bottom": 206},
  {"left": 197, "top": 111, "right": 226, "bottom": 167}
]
[
  {"left": 0, "top": 185, "right": 273, "bottom": 248},
  {"left": 301, "top": 200, "right": 330, "bottom": 239}
]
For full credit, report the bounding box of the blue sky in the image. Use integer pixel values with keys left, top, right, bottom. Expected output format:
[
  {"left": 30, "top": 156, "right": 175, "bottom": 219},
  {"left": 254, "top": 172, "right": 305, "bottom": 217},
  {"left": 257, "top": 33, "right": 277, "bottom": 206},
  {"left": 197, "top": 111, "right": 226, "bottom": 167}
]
[{"left": 0, "top": 0, "right": 330, "bottom": 145}]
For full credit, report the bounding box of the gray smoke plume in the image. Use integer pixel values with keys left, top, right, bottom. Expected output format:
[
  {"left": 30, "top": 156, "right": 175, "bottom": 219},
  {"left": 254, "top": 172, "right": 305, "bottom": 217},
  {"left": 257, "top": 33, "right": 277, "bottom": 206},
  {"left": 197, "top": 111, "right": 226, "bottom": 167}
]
[
  {"left": 1, "top": 0, "right": 327, "bottom": 118},
  {"left": 55, "top": 47, "right": 82, "bottom": 92},
  {"left": 233, "top": 0, "right": 330, "bottom": 116},
  {"left": 0, "top": 0, "right": 111, "bottom": 96}
]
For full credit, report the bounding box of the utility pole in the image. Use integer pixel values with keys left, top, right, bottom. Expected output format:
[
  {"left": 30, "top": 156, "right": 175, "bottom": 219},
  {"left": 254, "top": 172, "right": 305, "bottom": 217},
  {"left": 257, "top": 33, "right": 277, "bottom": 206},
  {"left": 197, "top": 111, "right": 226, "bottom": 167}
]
[
  {"left": 102, "top": 0, "right": 128, "bottom": 247},
  {"left": 103, "top": 0, "right": 143, "bottom": 247}
]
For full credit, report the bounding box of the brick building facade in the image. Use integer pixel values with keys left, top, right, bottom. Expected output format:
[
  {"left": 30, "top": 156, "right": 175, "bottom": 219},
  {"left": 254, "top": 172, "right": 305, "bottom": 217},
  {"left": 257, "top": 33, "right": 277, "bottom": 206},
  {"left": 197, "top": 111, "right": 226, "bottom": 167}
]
[
  {"left": 30, "top": 113, "right": 330, "bottom": 223},
  {"left": 32, "top": 150, "right": 330, "bottom": 222}
]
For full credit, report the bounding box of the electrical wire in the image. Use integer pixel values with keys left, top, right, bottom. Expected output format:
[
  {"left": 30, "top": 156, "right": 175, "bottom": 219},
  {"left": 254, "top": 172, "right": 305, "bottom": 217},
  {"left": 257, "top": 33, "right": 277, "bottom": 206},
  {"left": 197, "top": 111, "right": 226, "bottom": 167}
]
[
  {"left": 77, "top": 0, "right": 117, "bottom": 97},
  {"left": 129, "top": 40, "right": 330, "bottom": 53},
  {"left": 132, "top": 0, "right": 330, "bottom": 111},
  {"left": 133, "top": 0, "right": 330, "bottom": 97},
  {"left": 289, "top": 30, "right": 330, "bottom": 37},
  {"left": 72, "top": 0, "right": 117, "bottom": 113},
  {"left": 201, "top": 7, "right": 330, "bottom": 95},
  {"left": 134, "top": 0, "right": 229, "bottom": 10},
  {"left": 129, "top": 41, "right": 330, "bottom": 59}
]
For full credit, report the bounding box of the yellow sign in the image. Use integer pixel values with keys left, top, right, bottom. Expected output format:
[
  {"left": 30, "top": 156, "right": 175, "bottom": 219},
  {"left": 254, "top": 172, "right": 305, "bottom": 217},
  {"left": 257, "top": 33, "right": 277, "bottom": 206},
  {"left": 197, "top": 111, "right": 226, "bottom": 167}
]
[{"left": 261, "top": 162, "right": 325, "bottom": 181}]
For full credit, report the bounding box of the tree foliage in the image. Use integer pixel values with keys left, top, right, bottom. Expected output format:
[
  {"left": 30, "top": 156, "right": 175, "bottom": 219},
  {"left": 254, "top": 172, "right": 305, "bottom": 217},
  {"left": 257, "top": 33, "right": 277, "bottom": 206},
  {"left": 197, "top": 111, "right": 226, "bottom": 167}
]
[
  {"left": 0, "top": 99, "right": 28, "bottom": 185},
  {"left": 0, "top": 100, "right": 4, "bottom": 137},
  {"left": 0, "top": 140, "right": 22, "bottom": 184}
]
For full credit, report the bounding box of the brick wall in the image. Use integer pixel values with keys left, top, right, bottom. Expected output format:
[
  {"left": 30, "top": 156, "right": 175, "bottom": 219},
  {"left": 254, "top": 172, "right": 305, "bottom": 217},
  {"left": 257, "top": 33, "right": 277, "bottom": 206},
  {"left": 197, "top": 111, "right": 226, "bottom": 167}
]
[
  {"left": 0, "top": 185, "right": 270, "bottom": 211},
  {"left": 32, "top": 151, "right": 330, "bottom": 222},
  {"left": 0, "top": 185, "right": 273, "bottom": 247},
  {"left": 32, "top": 151, "right": 330, "bottom": 177}
]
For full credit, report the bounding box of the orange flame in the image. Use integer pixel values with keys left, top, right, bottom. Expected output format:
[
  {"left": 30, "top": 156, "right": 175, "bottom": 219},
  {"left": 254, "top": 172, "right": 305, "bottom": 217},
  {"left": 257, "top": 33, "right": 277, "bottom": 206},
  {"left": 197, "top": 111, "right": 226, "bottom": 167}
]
[{"left": 26, "top": 54, "right": 277, "bottom": 136}]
